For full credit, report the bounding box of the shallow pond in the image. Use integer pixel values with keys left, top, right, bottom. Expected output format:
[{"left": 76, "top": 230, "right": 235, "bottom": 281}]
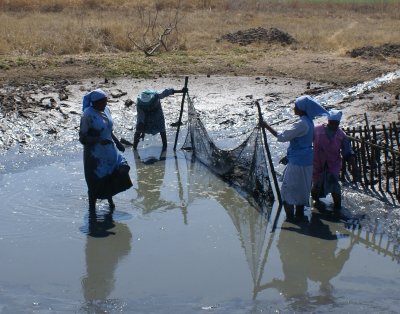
[
  {"left": 1, "top": 75, "right": 399, "bottom": 313},
  {"left": 0, "top": 137, "right": 399, "bottom": 313}
]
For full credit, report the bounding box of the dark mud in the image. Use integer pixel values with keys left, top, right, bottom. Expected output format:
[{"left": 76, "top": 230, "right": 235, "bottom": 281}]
[
  {"left": 1, "top": 74, "right": 399, "bottom": 156},
  {"left": 217, "top": 27, "right": 297, "bottom": 46},
  {"left": 348, "top": 43, "right": 400, "bottom": 59}
]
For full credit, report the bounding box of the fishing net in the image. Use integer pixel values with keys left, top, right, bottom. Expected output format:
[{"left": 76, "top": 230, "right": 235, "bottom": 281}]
[{"left": 181, "top": 94, "right": 279, "bottom": 215}]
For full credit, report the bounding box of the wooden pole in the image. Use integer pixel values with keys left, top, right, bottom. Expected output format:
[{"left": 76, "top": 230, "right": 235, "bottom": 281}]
[
  {"left": 372, "top": 125, "right": 382, "bottom": 191},
  {"left": 389, "top": 124, "right": 398, "bottom": 196},
  {"left": 255, "top": 101, "right": 282, "bottom": 230},
  {"left": 358, "top": 126, "right": 368, "bottom": 187},
  {"left": 354, "top": 128, "right": 361, "bottom": 185},
  {"left": 362, "top": 125, "right": 373, "bottom": 188},
  {"left": 392, "top": 123, "right": 400, "bottom": 200},
  {"left": 173, "top": 76, "right": 189, "bottom": 151},
  {"left": 383, "top": 125, "right": 390, "bottom": 192},
  {"left": 364, "top": 113, "right": 371, "bottom": 140}
]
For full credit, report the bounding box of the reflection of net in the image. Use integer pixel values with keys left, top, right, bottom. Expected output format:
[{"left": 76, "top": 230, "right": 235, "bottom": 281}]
[
  {"left": 182, "top": 95, "right": 275, "bottom": 213},
  {"left": 223, "top": 191, "right": 269, "bottom": 290},
  {"left": 186, "top": 160, "right": 270, "bottom": 289}
]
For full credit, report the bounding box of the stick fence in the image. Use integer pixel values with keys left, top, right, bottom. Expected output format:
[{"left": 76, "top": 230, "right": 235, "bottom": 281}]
[{"left": 343, "top": 122, "right": 400, "bottom": 204}]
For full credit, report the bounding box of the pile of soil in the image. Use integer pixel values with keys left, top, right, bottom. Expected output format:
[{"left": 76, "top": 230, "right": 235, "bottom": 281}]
[
  {"left": 217, "top": 27, "right": 296, "bottom": 46},
  {"left": 348, "top": 43, "right": 400, "bottom": 59}
]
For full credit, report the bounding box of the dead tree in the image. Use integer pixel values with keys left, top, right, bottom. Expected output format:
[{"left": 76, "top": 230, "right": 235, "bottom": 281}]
[{"left": 128, "top": 3, "right": 183, "bottom": 56}]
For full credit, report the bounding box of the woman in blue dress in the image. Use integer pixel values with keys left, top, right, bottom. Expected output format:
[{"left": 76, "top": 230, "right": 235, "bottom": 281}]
[
  {"left": 132, "top": 87, "right": 187, "bottom": 150},
  {"left": 262, "top": 95, "right": 328, "bottom": 221},
  {"left": 79, "top": 89, "right": 133, "bottom": 211}
]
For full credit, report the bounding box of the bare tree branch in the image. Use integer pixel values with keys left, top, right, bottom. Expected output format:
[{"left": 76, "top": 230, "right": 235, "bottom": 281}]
[{"left": 128, "top": 1, "right": 183, "bottom": 56}]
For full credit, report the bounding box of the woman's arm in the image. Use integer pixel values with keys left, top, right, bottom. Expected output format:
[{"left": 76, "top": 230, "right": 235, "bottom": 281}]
[
  {"left": 158, "top": 88, "right": 175, "bottom": 99},
  {"left": 112, "top": 132, "right": 125, "bottom": 152},
  {"left": 276, "top": 119, "right": 308, "bottom": 142},
  {"left": 342, "top": 136, "right": 357, "bottom": 181},
  {"left": 260, "top": 121, "right": 278, "bottom": 137},
  {"left": 261, "top": 119, "right": 308, "bottom": 142}
]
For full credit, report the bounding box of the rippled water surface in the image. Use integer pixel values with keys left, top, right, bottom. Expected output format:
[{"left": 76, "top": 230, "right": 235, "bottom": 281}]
[{"left": 1, "top": 139, "right": 399, "bottom": 313}]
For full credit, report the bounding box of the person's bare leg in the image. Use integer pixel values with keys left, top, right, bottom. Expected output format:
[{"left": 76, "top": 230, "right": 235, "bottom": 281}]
[
  {"left": 311, "top": 183, "right": 325, "bottom": 211},
  {"left": 108, "top": 197, "right": 115, "bottom": 211},
  {"left": 160, "top": 131, "right": 167, "bottom": 151},
  {"left": 133, "top": 132, "right": 141, "bottom": 150},
  {"left": 332, "top": 192, "right": 342, "bottom": 212},
  {"left": 295, "top": 205, "right": 305, "bottom": 220},
  {"left": 283, "top": 202, "right": 294, "bottom": 221},
  {"left": 89, "top": 193, "right": 96, "bottom": 212}
]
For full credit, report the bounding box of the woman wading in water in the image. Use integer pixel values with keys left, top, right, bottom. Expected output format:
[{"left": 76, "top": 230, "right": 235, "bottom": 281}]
[
  {"left": 262, "top": 95, "right": 328, "bottom": 221},
  {"left": 132, "top": 87, "right": 187, "bottom": 150},
  {"left": 79, "top": 89, "right": 133, "bottom": 212}
]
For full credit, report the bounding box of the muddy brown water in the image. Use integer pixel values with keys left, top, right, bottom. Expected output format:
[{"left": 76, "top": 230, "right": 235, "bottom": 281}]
[{"left": 0, "top": 76, "right": 399, "bottom": 313}]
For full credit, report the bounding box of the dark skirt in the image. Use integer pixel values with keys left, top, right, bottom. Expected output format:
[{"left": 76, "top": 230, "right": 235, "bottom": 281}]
[
  {"left": 138, "top": 107, "right": 166, "bottom": 135},
  {"left": 84, "top": 148, "right": 133, "bottom": 200},
  {"left": 93, "top": 168, "right": 133, "bottom": 199}
]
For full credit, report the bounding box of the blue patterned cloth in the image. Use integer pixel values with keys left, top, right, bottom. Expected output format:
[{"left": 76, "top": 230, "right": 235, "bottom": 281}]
[
  {"left": 80, "top": 105, "right": 131, "bottom": 199},
  {"left": 80, "top": 106, "right": 127, "bottom": 178}
]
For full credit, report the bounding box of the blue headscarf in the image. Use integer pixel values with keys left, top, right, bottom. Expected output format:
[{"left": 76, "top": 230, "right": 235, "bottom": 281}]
[
  {"left": 295, "top": 95, "right": 328, "bottom": 119},
  {"left": 82, "top": 89, "right": 107, "bottom": 111}
]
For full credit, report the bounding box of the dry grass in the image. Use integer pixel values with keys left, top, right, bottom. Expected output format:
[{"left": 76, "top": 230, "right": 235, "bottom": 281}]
[{"left": 0, "top": 0, "right": 399, "bottom": 57}]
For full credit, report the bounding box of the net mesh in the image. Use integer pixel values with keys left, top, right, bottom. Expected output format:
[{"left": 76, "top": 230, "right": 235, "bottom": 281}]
[{"left": 181, "top": 94, "right": 277, "bottom": 214}]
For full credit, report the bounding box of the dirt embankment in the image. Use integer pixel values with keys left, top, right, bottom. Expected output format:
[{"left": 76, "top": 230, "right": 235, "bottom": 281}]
[
  {"left": 1, "top": 27, "right": 399, "bottom": 88},
  {"left": 0, "top": 28, "right": 399, "bottom": 123}
]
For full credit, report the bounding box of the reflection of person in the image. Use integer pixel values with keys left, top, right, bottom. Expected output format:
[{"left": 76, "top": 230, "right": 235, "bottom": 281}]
[
  {"left": 132, "top": 150, "right": 176, "bottom": 214},
  {"left": 262, "top": 95, "right": 328, "bottom": 221},
  {"left": 79, "top": 89, "right": 133, "bottom": 211},
  {"left": 263, "top": 213, "right": 354, "bottom": 308},
  {"left": 82, "top": 214, "right": 132, "bottom": 302},
  {"left": 133, "top": 87, "right": 187, "bottom": 151},
  {"left": 312, "top": 110, "right": 356, "bottom": 213}
]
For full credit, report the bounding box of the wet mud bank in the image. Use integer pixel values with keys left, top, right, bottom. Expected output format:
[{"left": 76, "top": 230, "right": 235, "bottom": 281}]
[{"left": 1, "top": 74, "right": 399, "bottom": 155}]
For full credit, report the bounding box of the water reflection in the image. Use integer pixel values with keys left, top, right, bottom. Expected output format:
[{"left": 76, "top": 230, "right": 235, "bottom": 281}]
[
  {"left": 180, "top": 156, "right": 353, "bottom": 306},
  {"left": 258, "top": 211, "right": 354, "bottom": 310},
  {"left": 187, "top": 140, "right": 400, "bottom": 306},
  {"left": 133, "top": 146, "right": 398, "bottom": 311},
  {"left": 132, "top": 149, "right": 187, "bottom": 220},
  {"left": 184, "top": 158, "right": 273, "bottom": 298},
  {"left": 81, "top": 212, "right": 132, "bottom": 309}
]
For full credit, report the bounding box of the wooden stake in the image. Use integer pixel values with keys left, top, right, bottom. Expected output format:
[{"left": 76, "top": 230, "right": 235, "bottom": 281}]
[
  {"left": 255, "top": 101, "right": 282, "bottom": 230},
  {"left": 173, "top": 76, "right": 189, "bottom": 151}
]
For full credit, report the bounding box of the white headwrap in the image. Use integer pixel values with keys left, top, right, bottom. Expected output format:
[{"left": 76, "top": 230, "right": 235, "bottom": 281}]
[{"left": 328, "top": 109, "right": 342, "bottom": 122}]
